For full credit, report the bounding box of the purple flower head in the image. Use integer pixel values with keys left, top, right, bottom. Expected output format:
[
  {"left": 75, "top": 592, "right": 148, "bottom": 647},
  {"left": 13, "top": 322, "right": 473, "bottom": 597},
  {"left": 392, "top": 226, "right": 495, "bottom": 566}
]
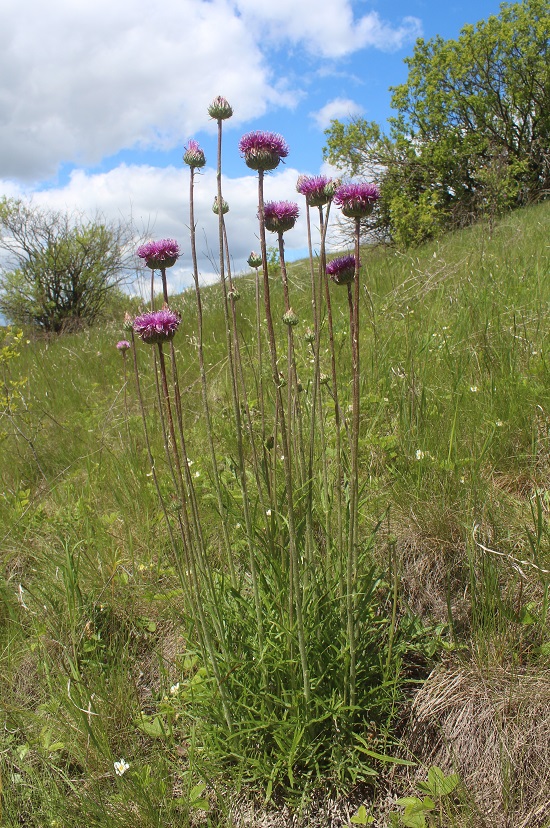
[
  {"left": 326, "top": 254, "right": 358, "bottom": 286},
  {"left": 334, "top": 182, "right": 380, "bottom": 218},
  {"left": 208, "top": 95, "right": 233, "bottom": 120},
  {"left": 116, "top": 339, "right": 131, "bottom": 352},
  {"left": 263, "top": 201, "right": 299, "bottom": 234},
  {"left": 133, "top": 307, "right": 181, "bottom": 345},
  {"left": 183, "top": 139, "right": 206, "bottom": 168},
  {"left": 296, "top": 175, "right": 331, "bottom": 207},
  {"left": 137, "top": 239, "right": 181, "bottom": 270},
  {"left": 247, "top": 251, "right": 262, "bottom": 269},
  {"left": 238, "top": 131, "right": 289, "bottom": 171}
]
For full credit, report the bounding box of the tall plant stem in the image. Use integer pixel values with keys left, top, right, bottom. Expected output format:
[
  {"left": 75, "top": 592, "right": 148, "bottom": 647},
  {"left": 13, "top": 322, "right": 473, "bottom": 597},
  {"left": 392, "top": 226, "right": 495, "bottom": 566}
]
[
  {"left": 155, "top": 342, "right": 232, "bottom": 727},
  {"left": 303, "top": 205, "right": 330, "bottom": 547},
  {"left": 253, "top": 264, "right": 271, "bottom": 497},
  {"left": 216, "top": 118, "right": 264, "bottom": 651},
  {"left": 258, "top": 170, "right": 310, "bottom": 705},
  {"left": 277, "top": 231, "right": 313, "bottom": 566},
  {"left": 188, "top": 166, "right": 237, "bottom": 588},
  {"left": 346, "top": 216, "right": 362, "bottom": 706},
  {"left": 130, "top": 332, "right": 182, "bottom": 586},
  {"left": 223, "top": 222, "right": 267, "bottom": 514},
  {"left": 131, "top": 335, "right": 230, "bottom": 726},
  {"left": 320, "top": 207, "right": 345, "bottom": 590}
]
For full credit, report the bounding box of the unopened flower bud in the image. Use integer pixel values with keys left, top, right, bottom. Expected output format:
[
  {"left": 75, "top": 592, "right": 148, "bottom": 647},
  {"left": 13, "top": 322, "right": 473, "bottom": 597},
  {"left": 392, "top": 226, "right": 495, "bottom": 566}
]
[
  {"left": 183, "top": 139, "right": 206, "bottom": 168},
  {"left": 247, "top": 252, "right": 262, "bottom": 269},
  {"left": 212, "top": 196, "right": 229, "bottom": 215},
  {"left": 208, "top": 96, "right": 233, "bottom": 120},
  {"left": 282, "top": 308, "right": 299, "bottom": 326}
]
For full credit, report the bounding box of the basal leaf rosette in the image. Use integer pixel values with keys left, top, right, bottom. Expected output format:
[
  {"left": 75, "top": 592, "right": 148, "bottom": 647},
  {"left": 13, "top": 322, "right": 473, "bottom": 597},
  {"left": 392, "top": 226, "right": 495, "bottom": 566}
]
[
  {"left": 239, "top": 131, "right": 289, "bottom": 172},
  {"left": 263, "top": 201, "right": 299, "bottom": 234},
  {"left": 326, "top": 254, "right": 358, "bottom": 286},
  {"left": 334, "top": 182, "right": 380, "bottom": 218},
  {"left": 137, "top": 239, "right": 181, "bottom": 270},
  {"left": 133, "top": 307, "right": 181, "bottom": 345}
]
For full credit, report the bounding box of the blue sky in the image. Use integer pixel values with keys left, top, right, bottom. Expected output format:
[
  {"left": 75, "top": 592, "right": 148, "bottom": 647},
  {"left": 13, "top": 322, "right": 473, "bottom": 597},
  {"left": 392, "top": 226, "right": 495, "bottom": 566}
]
[{"left": 1, "top": 0, "right": 506, "bottom": 292}]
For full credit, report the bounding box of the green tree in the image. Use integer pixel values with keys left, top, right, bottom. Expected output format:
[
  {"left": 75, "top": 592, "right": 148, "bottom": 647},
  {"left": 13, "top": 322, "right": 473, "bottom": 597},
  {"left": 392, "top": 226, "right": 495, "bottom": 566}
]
[
  {"left": 324, "top": 0, "right": 550, "bottom": 245},
  {"left": 0, "top": 198, "right": 137, "bottom": 332}
]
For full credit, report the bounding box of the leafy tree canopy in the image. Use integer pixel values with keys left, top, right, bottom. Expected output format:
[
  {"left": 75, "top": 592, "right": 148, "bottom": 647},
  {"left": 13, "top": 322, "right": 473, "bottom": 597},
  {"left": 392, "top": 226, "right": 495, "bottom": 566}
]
[
  {"left": 324, "top": 0, "right": 549, "bottom": 245},
  {"left": 0, "top": 198, "right": 137, "bottom": 332}
]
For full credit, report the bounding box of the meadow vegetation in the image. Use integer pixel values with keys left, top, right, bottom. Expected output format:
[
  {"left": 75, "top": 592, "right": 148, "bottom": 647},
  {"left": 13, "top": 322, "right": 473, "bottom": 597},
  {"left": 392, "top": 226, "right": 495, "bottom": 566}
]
[{"left": 1, "top": 192, "right": 549, "bottom": 827}]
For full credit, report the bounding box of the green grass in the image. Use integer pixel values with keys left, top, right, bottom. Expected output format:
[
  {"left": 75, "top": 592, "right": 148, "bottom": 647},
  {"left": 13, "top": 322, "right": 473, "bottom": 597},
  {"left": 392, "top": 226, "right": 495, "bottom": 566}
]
[{"left": 1, "top": 201, "right": 549, "bottom": 827}]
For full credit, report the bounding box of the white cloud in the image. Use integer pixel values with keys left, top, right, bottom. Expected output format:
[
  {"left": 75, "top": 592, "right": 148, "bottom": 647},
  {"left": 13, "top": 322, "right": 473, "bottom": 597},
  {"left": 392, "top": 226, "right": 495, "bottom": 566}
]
[
  {"left": 233, "top": 0, "right": 421, "bottom": 57},
  {"left": 311, "top": 98, "right": 365, "bottom": 130},
  {"left": 0, "top": 0, "right": 421, "bottom": 183},
  {"left": 1, "top": 160, "right": 344, "bottom": 296},
  {"left": 0, "top": 0, "right": 296, "bottom": 182}
]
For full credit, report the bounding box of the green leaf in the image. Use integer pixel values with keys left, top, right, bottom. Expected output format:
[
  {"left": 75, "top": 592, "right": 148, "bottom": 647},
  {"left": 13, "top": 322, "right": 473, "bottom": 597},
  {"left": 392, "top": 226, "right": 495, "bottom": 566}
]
[{"left": 350, "top": 805, "right": 374, "bottom": 824}]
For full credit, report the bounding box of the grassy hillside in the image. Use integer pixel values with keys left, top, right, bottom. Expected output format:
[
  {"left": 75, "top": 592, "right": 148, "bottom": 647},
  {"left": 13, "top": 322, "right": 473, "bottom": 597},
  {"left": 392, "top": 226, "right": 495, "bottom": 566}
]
[{"left": 1, "top": 201, "right": 549, "bottom": 827}]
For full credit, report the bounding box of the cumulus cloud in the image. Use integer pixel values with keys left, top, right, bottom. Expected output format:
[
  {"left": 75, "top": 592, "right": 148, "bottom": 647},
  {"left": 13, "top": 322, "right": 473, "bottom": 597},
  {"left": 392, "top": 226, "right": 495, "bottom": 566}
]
[
  {"left": 233, "top": 0, "right": 421, "bottom": 57},
  {"left": 0, "top": 0, "right": 421, "bottom": 183},
  {"left": 0, "top": 0, "right": 296, "bottom": 182},
  {"left": 311, "top": 98, "right": 365, "bottom": 130},
  {"left": 1, "top": 162, "right": 344, "bottom": 295}
]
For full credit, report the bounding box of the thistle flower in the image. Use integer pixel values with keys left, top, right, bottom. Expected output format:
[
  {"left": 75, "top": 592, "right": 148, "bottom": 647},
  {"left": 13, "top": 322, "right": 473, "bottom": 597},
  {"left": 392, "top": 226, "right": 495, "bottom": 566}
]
[
  {"left": 333, "top": 182, "right": 380, "bottom": 218},
  {"left": 133, "top": 307, "right": 181, "bottom": 344},
  {"left": 208, "top": 95, "right": 233, "bottom": 120},
  {"left": 282, "top": 308, "right": 299, "bottom": 326},
  {"left": 304, "top": 327, "right": 315, "bottom": 343},
  {"left": 116, "top": 340, "right": 131, "bottom": 352},
  {"left": 296, "top": 174, "right": 332, "bottom": 207},
  {"left": 238, "top": 131, "right": 289, "bottom": 171},
  {"left": 183, "top": 139, "right": 206, "bottom": 168},
  {"left": 247, "top": 251, "right": 262, "bottom": 269},
  {"left": 123, "top": 312, "right": 134, "bottom": 331},
  {"left": 326, "top": 254, "right": 357, "bottom": 286},
  {"left": 263, "top": 201, "right": 299, "bottom": 234},
  {"left": 137, "top": 239, "right": 180, "bottom": 269},
  {"left": 212, "top": 196, "right": 229, "bottom": 215}
]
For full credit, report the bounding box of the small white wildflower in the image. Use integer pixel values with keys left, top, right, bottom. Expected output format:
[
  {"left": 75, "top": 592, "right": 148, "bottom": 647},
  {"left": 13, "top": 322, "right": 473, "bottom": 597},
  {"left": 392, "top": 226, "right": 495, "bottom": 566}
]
[
  {"left": 470, "top": 386, "right": 478, "bottom": 392},
  {"left": 194, "top": 471, "right": 200, "bottom": 478},
  {"left": 186, "top": 458, "right": 194, "bottom": 466},
  {"left": 280, "top": 455, "right": 285, "bottom": 461},
  {"left": 235, "top": 522, "right": 241, "bottom": 530},
  {"left": 169, "top": 682, "right": 180, "bottom": 695},
  {"left": 415, "top": 450, "right": 426, "bottom": 460},
  {"left": 495, "top": 420, "right": 503, "bottom": 427},
  {"left": 266, "top": 509, "right": 272, "bottom": 517},
  {"left": 460, "top": 476, "right": 466, "bottom": 484},
  {"left": 114, "top": 759, "right": 129, "bottom": 776}
]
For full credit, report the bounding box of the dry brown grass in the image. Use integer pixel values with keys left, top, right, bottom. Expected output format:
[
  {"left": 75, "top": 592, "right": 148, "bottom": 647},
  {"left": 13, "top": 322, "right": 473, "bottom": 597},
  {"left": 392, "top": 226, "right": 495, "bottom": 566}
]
[{"left": 406, "top": 661, "right": 550, "bottom": 828}]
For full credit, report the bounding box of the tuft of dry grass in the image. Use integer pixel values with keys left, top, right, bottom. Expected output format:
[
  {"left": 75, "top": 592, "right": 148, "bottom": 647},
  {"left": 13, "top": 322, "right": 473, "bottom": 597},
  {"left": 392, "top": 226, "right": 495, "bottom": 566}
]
[{"left": 406, "top": 662, "right": 550, "bottom": 828}]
